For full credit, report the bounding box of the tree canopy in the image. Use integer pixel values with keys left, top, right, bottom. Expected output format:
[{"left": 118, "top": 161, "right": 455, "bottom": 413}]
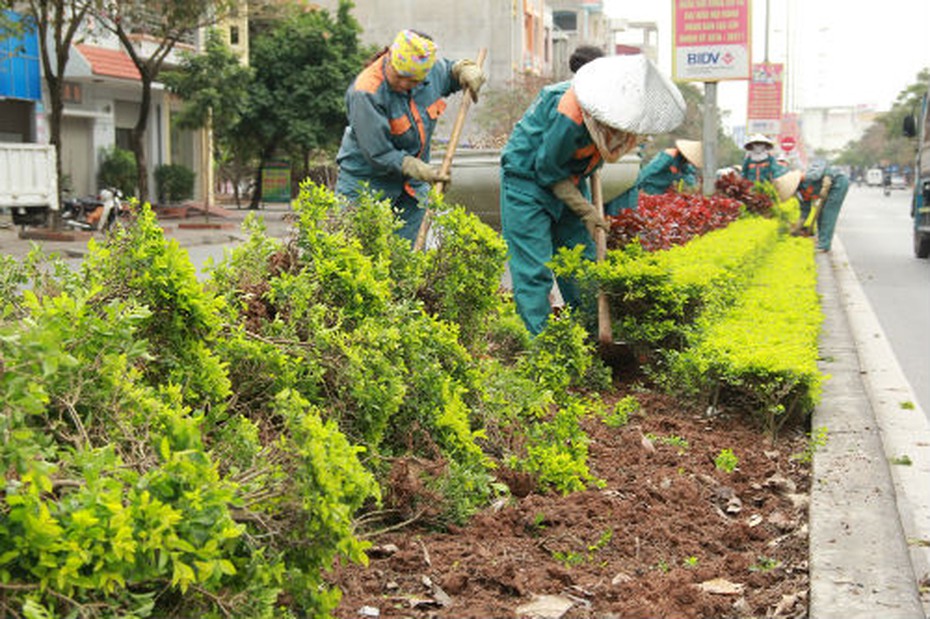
[
  {"left": 232, "top": 0, "right": 366, "bottom": 206},
  {"left": 835, "top": 68, "right": 929, "bottom": 171}
]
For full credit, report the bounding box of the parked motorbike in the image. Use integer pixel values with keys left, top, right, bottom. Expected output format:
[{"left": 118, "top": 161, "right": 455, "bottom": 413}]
[{"left": 61, "top": 188, "right": 127, "bottom": 232}]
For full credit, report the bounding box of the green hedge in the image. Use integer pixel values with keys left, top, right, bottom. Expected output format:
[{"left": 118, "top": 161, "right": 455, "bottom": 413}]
[
  {"left": 154, "top": 163, "right": 196, "bottom": 204},
  {"left": 553, "top": 216, "right": 781, "bottom": 358},
  {"left": 664, "top": 235, "right": 823, "bottom": 437}
]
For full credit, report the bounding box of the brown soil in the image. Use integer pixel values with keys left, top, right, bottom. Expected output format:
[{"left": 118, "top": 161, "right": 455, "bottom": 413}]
[{"left": 328, "top": 385, "right": 810, "bottom": 619}]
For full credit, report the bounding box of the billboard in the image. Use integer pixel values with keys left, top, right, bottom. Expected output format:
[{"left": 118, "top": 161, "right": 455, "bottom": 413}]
[
  {"left": 747, "top": 62, "right": 784, "bottom": 135},
  {"left": 672, "top": 0, "right": 751, "bottom": 82}
]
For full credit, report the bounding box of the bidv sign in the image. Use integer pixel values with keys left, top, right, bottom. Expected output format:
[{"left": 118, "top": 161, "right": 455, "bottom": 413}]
[
  {"left": 676, "top": 44, "right": 747, "bottom": 80},
  {"left": 686, "top": 51, "right": 736, "bottom": 67}
]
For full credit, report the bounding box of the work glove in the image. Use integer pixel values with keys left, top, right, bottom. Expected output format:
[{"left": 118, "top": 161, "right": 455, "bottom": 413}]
[
  {"left": 551, "top": 178, "right": 609, "bottom": 236},
  {"left": 452, "top": 59, "right": 486, "bottom": 103},
  {"left": 402, "top": 156, "right": 451, "bottom": 183}
]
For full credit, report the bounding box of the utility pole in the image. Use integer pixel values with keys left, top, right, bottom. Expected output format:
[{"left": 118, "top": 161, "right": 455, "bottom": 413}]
[
  {"left": 702, "top": 84, "right": 718, "bottom": 196},
  {"left": 764, "top": 0, "right": 770, "bottom": 63}
]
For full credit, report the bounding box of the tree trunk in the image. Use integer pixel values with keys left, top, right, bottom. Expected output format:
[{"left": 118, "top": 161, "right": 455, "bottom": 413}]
[
  {"left": 131, "top": 74, "right": 154, "bottom": 203},
  {"left": 249, "top": 162, "right": 264, "bottom": 210},
  {"left": 249, "top": 143, "right": 276, "bottom": 210}
]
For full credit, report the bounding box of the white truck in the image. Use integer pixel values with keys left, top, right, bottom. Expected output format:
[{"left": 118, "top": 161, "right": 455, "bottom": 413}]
[{"left": 0, "top": 143, "right": 59, "bottom": 228}]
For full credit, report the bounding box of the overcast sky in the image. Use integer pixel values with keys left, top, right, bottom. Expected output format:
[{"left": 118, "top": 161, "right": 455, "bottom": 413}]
[{"left": 604, "top": 0, "right": 930, "bottom": 128}]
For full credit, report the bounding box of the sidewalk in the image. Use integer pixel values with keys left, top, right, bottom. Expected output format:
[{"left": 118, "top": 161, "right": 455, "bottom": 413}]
[
  {"left": 811, "top": 239, "right": 930, "bottom": 619},
  {"left": 2, "top": 207, "right": 929, "bottom": 617},
  {"left": 0, "top": 202, "right": 294, "bottom": 260}
]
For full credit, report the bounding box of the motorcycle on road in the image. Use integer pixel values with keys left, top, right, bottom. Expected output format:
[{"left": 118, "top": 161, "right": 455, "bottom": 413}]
[{"left": 61, "top": 188, "right": 127, "bottom": 232}]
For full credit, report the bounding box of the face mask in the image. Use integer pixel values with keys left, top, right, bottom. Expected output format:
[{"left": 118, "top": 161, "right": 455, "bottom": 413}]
[
  {"left": 748, "top": 144, "right": 769, "bottom": 162},
  {"left": 583, "top": 113, "right": 637, "bottom": 163}
]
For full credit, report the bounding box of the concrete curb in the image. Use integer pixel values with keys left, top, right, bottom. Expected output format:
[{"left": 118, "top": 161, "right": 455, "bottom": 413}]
[{"left": 810, "top": 238, "right": 930, "bottom": 619}]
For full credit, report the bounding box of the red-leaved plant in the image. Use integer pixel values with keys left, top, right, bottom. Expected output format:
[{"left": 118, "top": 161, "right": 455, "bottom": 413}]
[
  {"left": 607, "top": 172, "right": 774, "bottom": 252},
  {"left": 607, "top": 192, "right": 743, "bottom": 251}
]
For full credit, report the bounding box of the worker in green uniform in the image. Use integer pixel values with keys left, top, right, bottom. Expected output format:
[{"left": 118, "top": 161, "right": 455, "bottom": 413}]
[
  {"left": 335, "top": 30, "right": 485, "bottom": 242},
  {"left": 741, "top": 133, "right": 785, "bottom": 183},
  {"left": 775, "top": 160, "right": 849, "bottom": 252},
  {"left": 500, "top": 54, "right": 686, "bottom": 336},
  {"left": 605, "top": 139, "right": 702, "bottom": 213}
]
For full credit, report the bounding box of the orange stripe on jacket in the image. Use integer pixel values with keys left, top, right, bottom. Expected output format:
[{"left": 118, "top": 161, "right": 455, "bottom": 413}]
[
  {"left": 557, "top": 87, "right": 584, "bottom": 125},
  {"left": 389, "top": 116, "right": 412, "bottom": 135},
  {"left": 409, "top": 99, "right": 427, "bottom": 157},
  {"left": 354, "top": 56, "right": 386, "bottom": 94}
]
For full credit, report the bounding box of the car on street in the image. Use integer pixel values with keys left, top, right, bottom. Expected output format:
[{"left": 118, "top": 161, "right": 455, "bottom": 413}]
[
  {"left": 866, "top": 168, "right": 884, "bottom": 186},
  {"left": 891, "top": 174, "right": 908, "bottom": 190}
]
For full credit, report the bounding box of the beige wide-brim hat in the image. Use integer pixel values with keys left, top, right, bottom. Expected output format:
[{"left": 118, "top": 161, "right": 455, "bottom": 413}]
[
  {"left": 774, "top": 170, "right": 803, "bottom": 202},
  {"left": 573, "top": 54, "right": 686, "bottom": 135},
  {"left": 676, "top": 139, "right": 703, "bottom": 168}
]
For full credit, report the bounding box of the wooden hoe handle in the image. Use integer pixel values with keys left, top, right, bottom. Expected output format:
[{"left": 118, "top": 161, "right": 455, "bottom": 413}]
[{"left": 412, "top": 48, "right": 488, "bottom": 251}]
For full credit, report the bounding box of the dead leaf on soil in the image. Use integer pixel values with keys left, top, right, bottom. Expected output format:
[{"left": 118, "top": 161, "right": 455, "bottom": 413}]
[
  {"left": 515, "top": 594, "right": 575, "bottom": 619},
  {"left": 611, "top": 571, "right": 634, "bottom": 585},
  {"left": 764, "top": 473, "right": 797, "bottom": 494},
  {"left": 697, "top": 578, "right": 745, "bottom": 595},
  {"left": 767, "top": 510, "right": 796, "bottom": 531},
  {"left": 785, "top": 492, "right": 809, "bottom": 510},
  {"left": 420, "top": 575, "right": 452, "bottom": 607},
  {"left": 367, "top": 543, "right": 399, "bottom": 558},
  {"left": 773, "top": 591, "right": 807, "bottom": 617},
  {"left": 726, "top": 496, "right": 743, "bottom": 514}
]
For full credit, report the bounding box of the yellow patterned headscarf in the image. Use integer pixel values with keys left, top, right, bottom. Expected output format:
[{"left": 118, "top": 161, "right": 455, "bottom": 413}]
[{"left": 389, "top": 30, "right": 437, "bottom": 81}]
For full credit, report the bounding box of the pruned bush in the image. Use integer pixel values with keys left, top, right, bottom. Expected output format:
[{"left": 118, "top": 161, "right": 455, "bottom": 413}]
[
  {"left": 154, "top": 163, "right": 196, "bottom": 204},
  {"left": 663, "top": 236, "right": 823, "bottom": 437},
  {"left": 97, "top": 146, "right": 137, "bottom": 197}
]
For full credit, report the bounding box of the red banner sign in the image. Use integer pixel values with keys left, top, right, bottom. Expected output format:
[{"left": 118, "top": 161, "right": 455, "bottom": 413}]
[
  {"left": 672, "top": 0, "right": 751, "bottom": 82},
  {"left": 747, "top": 62, "right": 784, "bottom": 134}
]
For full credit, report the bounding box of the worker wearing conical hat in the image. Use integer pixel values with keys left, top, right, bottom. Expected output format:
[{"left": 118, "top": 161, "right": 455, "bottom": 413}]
[
  {"left": 741, "top": 133, "right": 786, "bottom": 183},
  {"left": 606, "top": 139, "right": 702, "bottom": 213},
  {"left": 335, "top": 29, "right": 486, "bottom": 242},
  {"left": 775, "top": 160, "right": 849, "bottom": 252},
  {"left": 500, "top": 54, "right": 686, "bottom": 336}
]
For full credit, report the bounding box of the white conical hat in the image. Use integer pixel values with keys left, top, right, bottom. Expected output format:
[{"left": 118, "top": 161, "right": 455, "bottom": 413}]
[
  {"left": 676, "top": 139, "right": 703, "bottom": 168},
  {"left": 573, "top": 54, "right": 686, "bottom": 135},
  {"left": 774, "top": 169, "right": 802, "bottom": 202}
]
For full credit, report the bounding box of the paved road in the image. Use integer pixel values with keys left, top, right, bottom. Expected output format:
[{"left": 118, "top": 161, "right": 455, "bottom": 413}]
[{"left": 836, "top": 184, "right": 930, "bottom": 415}]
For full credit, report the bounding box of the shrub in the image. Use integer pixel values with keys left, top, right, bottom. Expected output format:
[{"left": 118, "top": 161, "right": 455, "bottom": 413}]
[
  {"left": 665, "top": 236, "right": 823, "bottom": 438},
  {"left": 510, "top": 397, "right": 603, "bottom": 495},
  {"left": 154, "top": 163, "right": 196, "bottom": 204},
  {"left": 419, "top": 200, "right": 509, "bottom": 349},
  {"left": 0, "top": 200, "right": 381, "bottom": 618},
  {"left": 97, "top": 146, "right": 137, "bottom": 197},
  {"left": 553, "top": 217, "right": 781, "bottom": 360}
]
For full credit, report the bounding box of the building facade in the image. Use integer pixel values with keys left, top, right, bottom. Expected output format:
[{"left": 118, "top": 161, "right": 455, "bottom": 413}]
[{"left": 0, "top": 7, "right": 231, "bottom": 202}]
